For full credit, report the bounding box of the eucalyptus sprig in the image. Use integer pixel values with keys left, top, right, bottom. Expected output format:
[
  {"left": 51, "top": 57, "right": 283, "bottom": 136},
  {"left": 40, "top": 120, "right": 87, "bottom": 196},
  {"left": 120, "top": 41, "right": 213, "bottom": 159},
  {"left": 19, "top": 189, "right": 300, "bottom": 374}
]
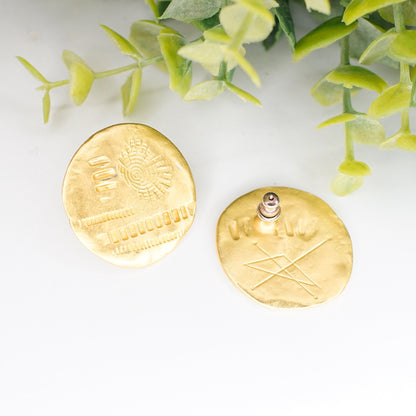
[{"left": 18, "top": 0, "right": 416, "bottom": 195}]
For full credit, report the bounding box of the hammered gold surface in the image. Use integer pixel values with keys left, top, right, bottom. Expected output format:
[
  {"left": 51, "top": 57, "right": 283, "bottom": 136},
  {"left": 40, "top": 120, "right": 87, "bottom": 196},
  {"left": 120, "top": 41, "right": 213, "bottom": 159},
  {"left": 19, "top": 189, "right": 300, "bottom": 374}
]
[
  {"left": 216, "top": 187, "right": 353, "bottom": 308},
  {"left": 63, "top": 124, "right": 196, "bottom": 267}
]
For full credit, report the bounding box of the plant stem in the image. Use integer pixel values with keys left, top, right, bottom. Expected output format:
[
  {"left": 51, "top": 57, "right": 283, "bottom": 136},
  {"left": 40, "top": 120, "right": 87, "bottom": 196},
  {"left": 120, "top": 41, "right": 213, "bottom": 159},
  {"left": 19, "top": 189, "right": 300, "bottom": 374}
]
[
  {"left": 95, "top": 63, "right": 138, "bottom": 79},
  {"left": 229, "top": 12, "right": 253, "bottom": 51},
  {"left": 393, "top": 3, "right": 412, "bottom": 133},
  {"left": 341, "top": 36, "right": 355, "bottom": 160}
]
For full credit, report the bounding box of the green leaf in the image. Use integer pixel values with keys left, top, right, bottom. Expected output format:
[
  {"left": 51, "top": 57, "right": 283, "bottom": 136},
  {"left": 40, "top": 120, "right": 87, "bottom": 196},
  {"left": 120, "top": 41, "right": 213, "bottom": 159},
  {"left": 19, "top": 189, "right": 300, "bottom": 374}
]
[
  {"left": 397, "top": 131, "right": 416, "bottom": 151},
  {"left": 220, "top": 4, "right": 275, "bottom": 43},
  {"left": 161, "top": 0, "right": 222, "bottom": 22},
  {"left": 389, "top": 30, "right": 416, "bottom": 65},
  {"left": 17, "top": 57, "right": 47, "bottom": 83},
  {"left": 304, "top": 0, "right": 331, "bottom": 15},
  {"left": 232, "top": 51, "right": 261, "bottom": 86},
  {"left": 338, "top": 160, "right": 371, "bottom": 176},
  {"left": 359, "top": 30, "right": 397, "bottom": 65},
  {"left": 326, "top": 65, "right": 387, "bottom": 93},
  {"left": 274, "top": 0, "right": 296, "bottom": 50},
  {"left": 42, "top": 90, "right": 51, "bottom": 124},
  {"left": 317, "top": 113, "right": 357, "bottom": 128},
  {"left": 234, "top": 0, "right": 277, "bottom": 24},
  {"left": 121, "top": 68, "right": 142, "bottom": 116},
  {"left": 262, "top": 20, "right": 283, "bottom": 50},
  {"left": 184, "top": 80, "right": 225, "bottom": 101},
  {"left": 379, "top": 131, "right": 401, "bottom": 149},
  {"left": 349, "top": 19, "right": 397, "bottom": 68},
  {"left": 178, "top": 40, "right": 243, "bottom": 76},
  {"left": 158, "top": 32, "right": 192, "bottom": 97},
  {"left": 158, "top": 1, "right": 171, "bottom": 16},
  {"left": 130, "top": 21, "right": 176, "bottom": 71},
  {"left": 226, "top": 82, "right": 262, "bottom": 105},
  {"left": 311, "top": 73, "right": 361, "bottom": 106},
  {"left": 293, "top": 17, "right": 358, "bottom": 62},
  {"left": 379, "top": 0, "right": 416, "bottom": 25},
  {"left": 347, "top": 115, "right": 385, "bottom": 145},
  {"left": 191, "top": 12, "right": 221, "bottom": 31},
  {"left": 62, "top": 50, "right": 95, "bottom": 105},
  {"left": 331, "top": 173, "right": 364, "bottom": 196},
  {"left": 368, "top": 83, "right": 411, "bottom": 117},
  {"left": 343, "top": 0, "right": 406, "bottom": 25},
  {"left": 101, "top": 25, "right": 142, "bottom": 60}
]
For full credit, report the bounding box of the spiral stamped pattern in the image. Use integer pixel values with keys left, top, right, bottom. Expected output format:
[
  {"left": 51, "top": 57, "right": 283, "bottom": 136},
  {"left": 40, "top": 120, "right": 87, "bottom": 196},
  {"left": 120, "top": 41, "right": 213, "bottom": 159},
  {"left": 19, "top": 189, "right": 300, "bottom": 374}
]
[{"left": 118, "top": 138, "right": 172, "bottom": 199}]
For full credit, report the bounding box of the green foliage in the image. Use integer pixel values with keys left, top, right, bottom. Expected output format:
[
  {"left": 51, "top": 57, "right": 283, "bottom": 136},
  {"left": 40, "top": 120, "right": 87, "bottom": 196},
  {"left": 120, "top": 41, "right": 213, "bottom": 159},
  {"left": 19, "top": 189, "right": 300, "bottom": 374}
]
[
  {"left": 161, "top": 0, "right": 222, "bottom": 22},
  {"left": 293, "top": 17, "right": 358, "bottom": 62},
  {"left": 389, "top": 30, "right": 416, "bottom": 64},
  {"left": 325, "top": 65, "right": 387, "bottom": 92},
  {"left": 331, "top": 173, "right": 364, "bottom": 196},
  {"left": 62, "top": 50, "right": 95, "bottom": 105},
  {"left": 101, "top": 25, "right": 142, "bottom": 60},
  {"left": 273, "top": 0, "right": 296, "bottom": 50},
  {"left": 343, "top": 0, "right": 406, "bottom": 25},
  {"left": 121, "top": 68, "right": 142, "bottom": 115},
  {"left": 368, "top": 83, "right": 412, "bottom": 117},
  {"left": 18, "top": 0, "right": 416, "bottom": 195}
]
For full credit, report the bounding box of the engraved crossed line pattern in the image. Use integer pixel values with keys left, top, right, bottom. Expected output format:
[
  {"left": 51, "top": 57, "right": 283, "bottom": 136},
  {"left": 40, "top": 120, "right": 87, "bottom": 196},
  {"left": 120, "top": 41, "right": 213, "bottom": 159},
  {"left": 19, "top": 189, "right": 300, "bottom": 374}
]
[{"left": 244, "top": 239, "right": 328, "bottom": 298}]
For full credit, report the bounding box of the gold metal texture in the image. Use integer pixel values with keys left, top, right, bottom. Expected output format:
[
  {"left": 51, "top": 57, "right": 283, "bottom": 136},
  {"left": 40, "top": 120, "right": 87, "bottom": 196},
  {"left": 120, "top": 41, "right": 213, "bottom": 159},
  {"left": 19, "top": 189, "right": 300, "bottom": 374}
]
[
  {"left": 216, "top": 187, "right": 353, "bottom": 308},
  {"left": 62, "top": 123, "right": 196, "bottom": 268}
]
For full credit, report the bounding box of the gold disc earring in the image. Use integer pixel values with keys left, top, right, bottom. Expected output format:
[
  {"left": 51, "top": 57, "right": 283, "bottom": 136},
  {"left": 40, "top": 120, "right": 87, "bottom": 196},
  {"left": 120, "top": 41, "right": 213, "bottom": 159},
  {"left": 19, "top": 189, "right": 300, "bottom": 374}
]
[
  {"left": 62, "top": 123, "right": 196, "bottom": 268},
  {"left": 216, "top": 187, "right": 353, "bottom": 308}
]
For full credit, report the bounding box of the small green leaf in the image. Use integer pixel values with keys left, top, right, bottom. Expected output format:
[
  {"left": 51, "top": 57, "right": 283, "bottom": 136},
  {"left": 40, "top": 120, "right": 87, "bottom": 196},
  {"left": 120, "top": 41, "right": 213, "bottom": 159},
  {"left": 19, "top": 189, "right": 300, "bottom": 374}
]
[
  {"left": 262, "top": 19, "right": 283, "bottom": 50},
  {"left": 274, "top": 0, "right": 296, "bottom": 51},
  {"left": 311, "top": 74, "right": 361, "bottom": 106},
  {"left": 326, "top": 65, "right": 387, "bottom": 93},
  {"left": 396, "top": 131, "right": 416, "bottom": 151},
  {"left": 158, "top": 32, "right": 192, "bottom": 97},
  {"left": 121, "top": 68, "right": 142, "bottom": 116},
  {"left": 317, "top": 113, "right": 357, "bottom": 128},
  {"left": 293, "top": 17, "right": 358, "bottom": 62},
  {"left": 101, "top": 25, "right": 142, "bottom": 60},
  {"left": 191, "top": 12, "right": 221, "bottom": 31},
  {"left": 17, "top": 57, "right": 47, "bottom": 83},
  {"left": 368, "top": 83, "right": 411, "bottom": 117},
  {"left": 178, "top": 40, "right": 242, "bottom": 76},
  {"left": 389, "top": 30, "right": 416, "bottom": 64},
  {"left": 347, "top": 115, "right": 385, "bottom": 145},
  {"left": 42, "top": 90, "right": 51, "bottom": 124},
  {"left": 184, "top": 80, "right": 225, "bottom": 101},
  {"left": 220, "top": 4, "right": 275, "bottom": 43},
  {"left": 338, "top": 160, "right": 371, "bottom": 176},
  {"left": 161, "top": 0, "right": 222, "bottom": 22},
  {"left": 304, "top": 0, "right": 331, "bottom": 15},
  {"left": 130, "top": 20, "right": 176, "bottom": 71},
  {"left": 62, "top": 50, "right": 95, "bottom": 105},
  {"left": 343, "top": 0, "right": 406, "bottom": 25},
  {"left": 331, "top": 173, "right": 364, "bottom": 196},
  {"left": 359, "top": 30, "right": 397, "bottom": 65},
  {"left": 234, "top": 0, "right": 277, "bottom": 24},
  {"left": 379, "top": 131, "right": 401, "bottom": 149},
  {"left": 231, "top": 51, "right": 261, "bottom": 86},
  {"left": 379, "top": 0, "right": 416, "bottom": 25},
  {"left": 226, "top": 82, "right": 262, "bottom": 105}
]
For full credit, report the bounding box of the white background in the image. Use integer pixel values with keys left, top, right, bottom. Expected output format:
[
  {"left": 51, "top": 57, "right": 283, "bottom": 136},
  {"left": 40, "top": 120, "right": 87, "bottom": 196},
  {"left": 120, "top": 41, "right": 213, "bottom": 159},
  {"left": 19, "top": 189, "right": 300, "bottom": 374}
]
[{"left": 1, "top": 1, "right": 416, "bottom": 414}]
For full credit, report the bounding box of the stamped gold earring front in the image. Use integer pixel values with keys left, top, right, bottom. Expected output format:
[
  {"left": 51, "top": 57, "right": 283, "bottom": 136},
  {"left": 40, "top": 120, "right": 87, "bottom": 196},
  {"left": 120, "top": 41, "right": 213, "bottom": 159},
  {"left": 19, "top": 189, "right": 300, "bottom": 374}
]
[
  {"left": 216, "top": 187, "right": 353, "bottom": 308},
  {"left": 62, "top": 123, "right": 196, "bottom": 268}
]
